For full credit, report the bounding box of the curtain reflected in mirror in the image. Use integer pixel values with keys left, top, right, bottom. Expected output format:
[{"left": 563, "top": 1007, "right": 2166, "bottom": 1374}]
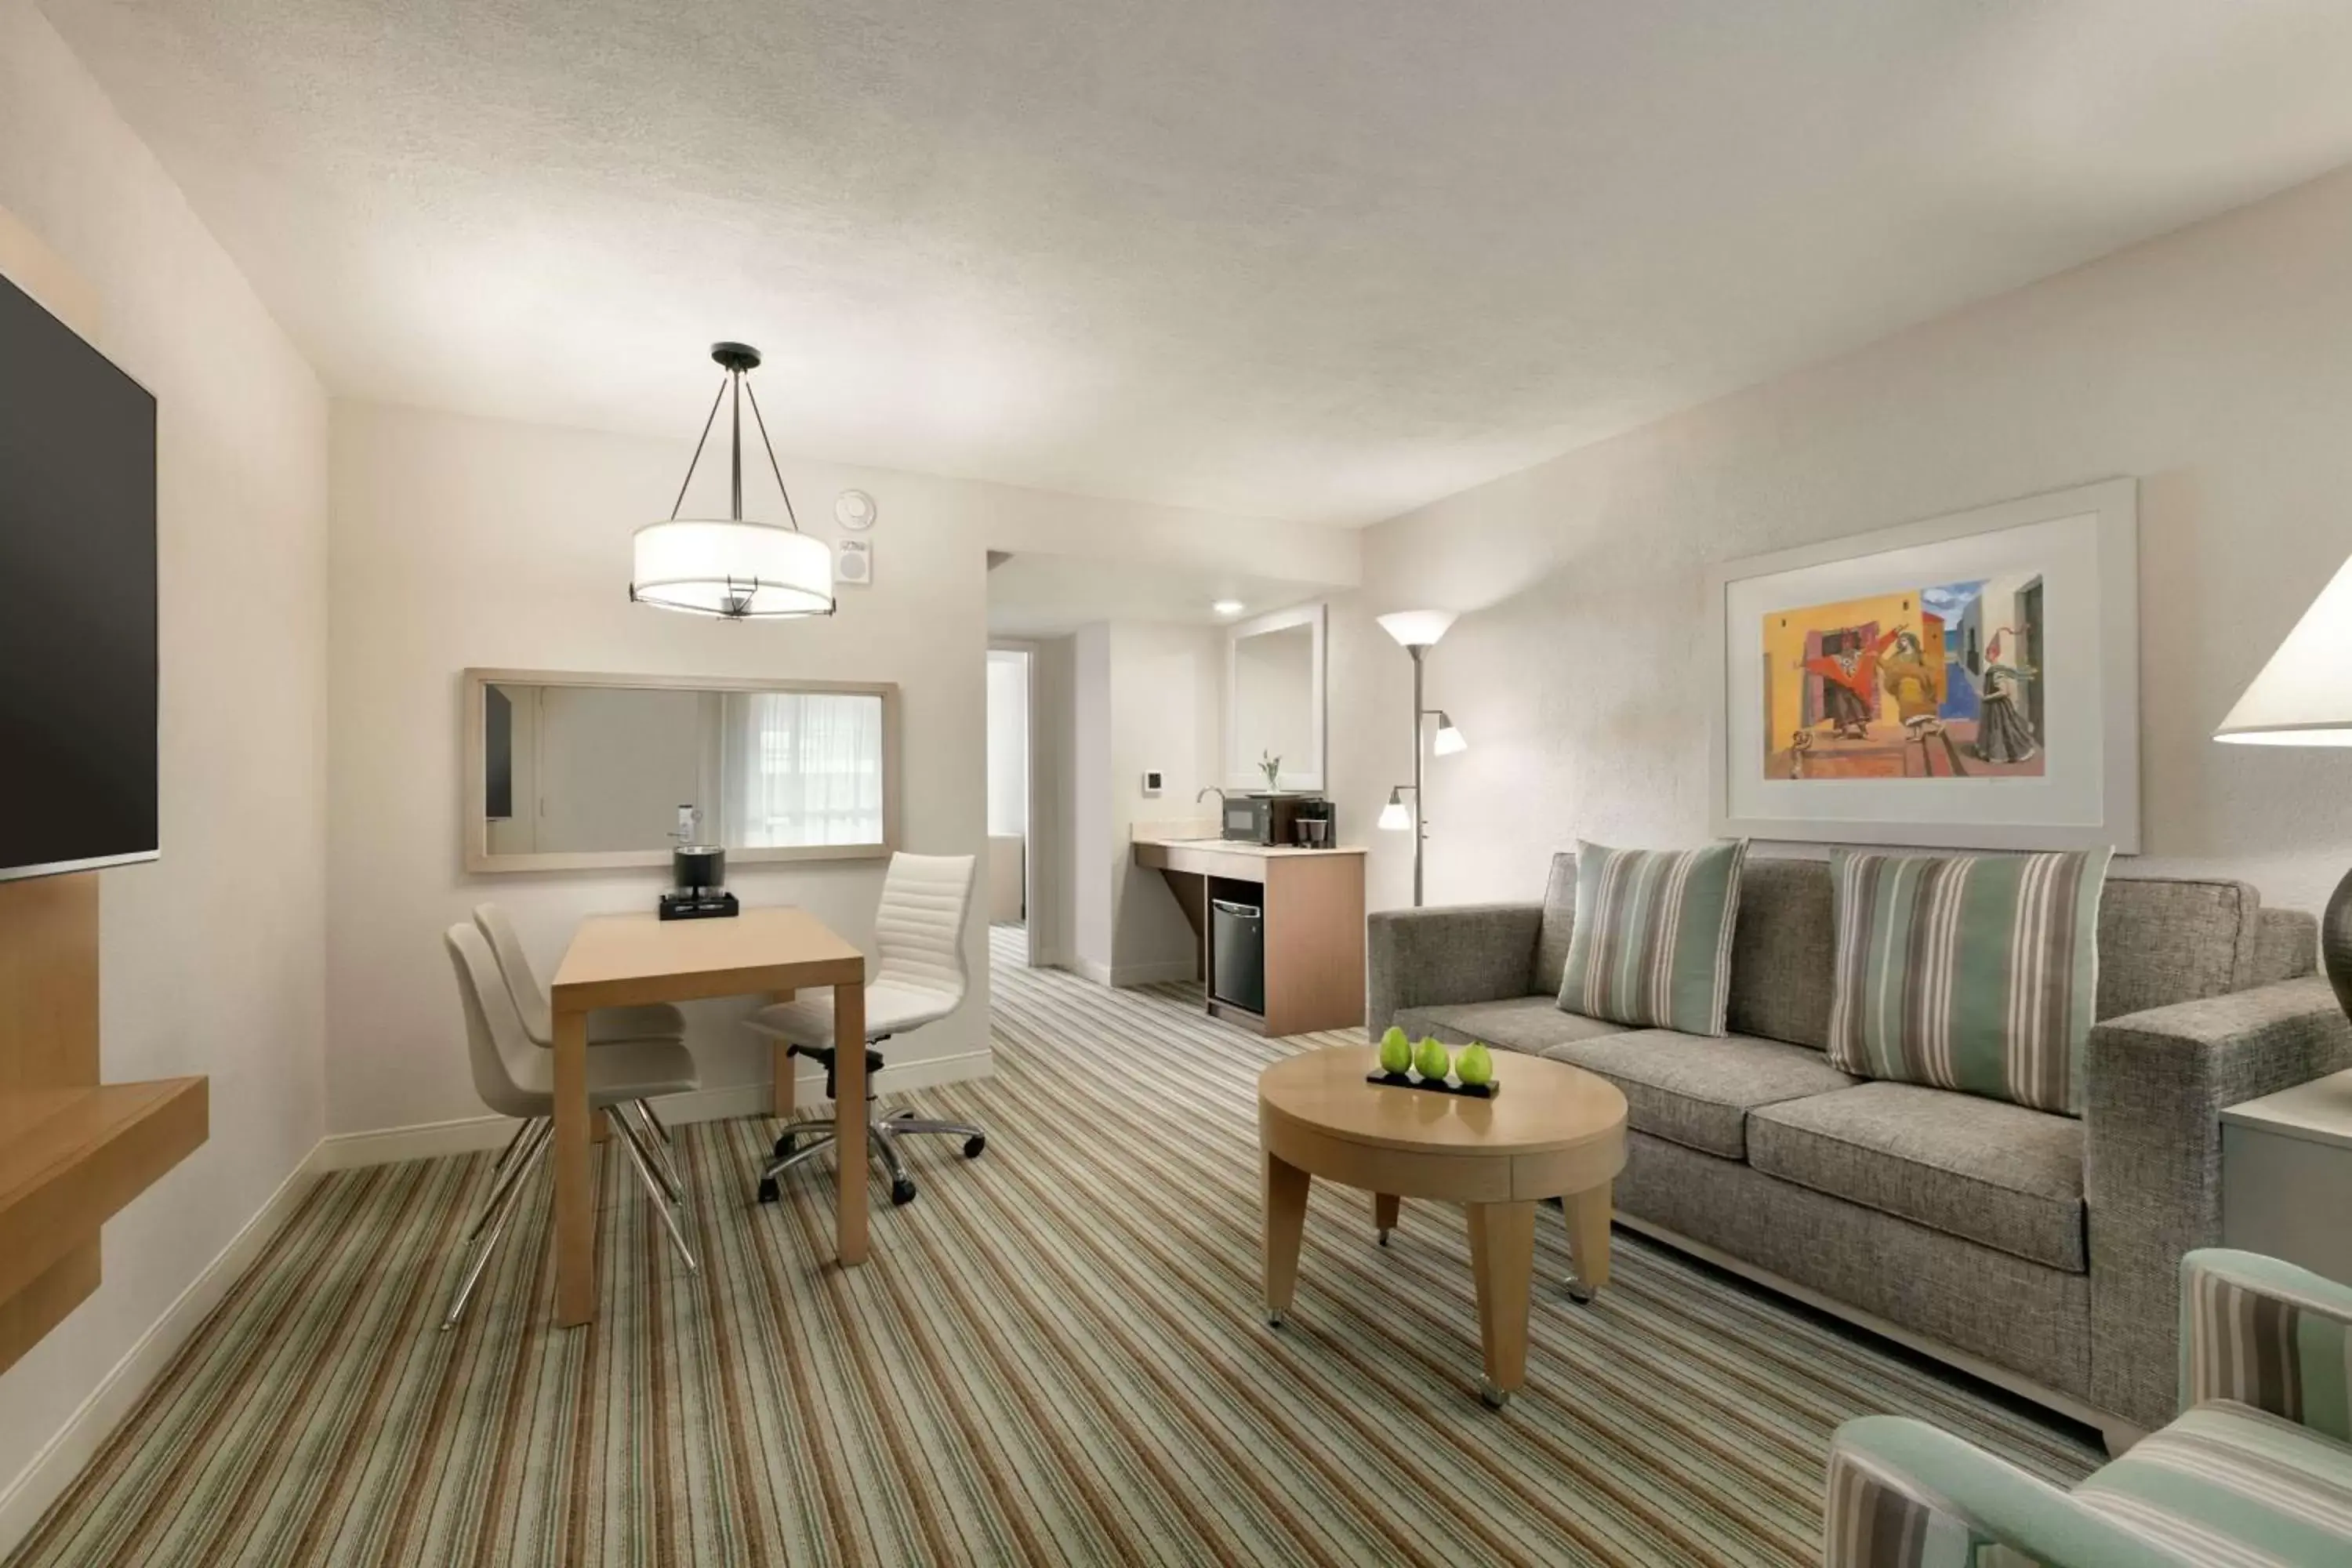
[
  {"left": 720, "top": 691, "right": 884, "bottom": 847},
  {"left": 465, "top": 670, "right": 898, "bottom": 871}
]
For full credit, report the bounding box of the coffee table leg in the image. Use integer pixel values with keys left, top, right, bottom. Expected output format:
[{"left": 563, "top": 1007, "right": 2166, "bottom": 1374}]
[
  {"left": 1373, "top": 1192, "right": 1399, "bottom": 1247},
  {"left": 1467, "top": 1201, "right": 1535, "bottom": 1408},
  {"left": 1563, "top": 1182, "right": 1613, "bottom": 1303},
  {"left": 1263, "top": 1152, "right": 1311, "bottom": 1327}
]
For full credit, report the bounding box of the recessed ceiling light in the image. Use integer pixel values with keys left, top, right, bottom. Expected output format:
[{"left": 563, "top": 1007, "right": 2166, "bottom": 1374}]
[{"left": 1213, "top": 599, "right": 1244, "bottom": 616}]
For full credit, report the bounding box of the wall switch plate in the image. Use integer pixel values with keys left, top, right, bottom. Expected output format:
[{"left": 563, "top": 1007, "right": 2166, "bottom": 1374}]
[{"left": 1142, "top": 770, "right": 1163, "bottom": 797}]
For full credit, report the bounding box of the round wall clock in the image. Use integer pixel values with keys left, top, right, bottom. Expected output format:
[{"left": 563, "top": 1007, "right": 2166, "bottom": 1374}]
[{"left": 833, "top": 489, "right": 877, "bottom": 532}]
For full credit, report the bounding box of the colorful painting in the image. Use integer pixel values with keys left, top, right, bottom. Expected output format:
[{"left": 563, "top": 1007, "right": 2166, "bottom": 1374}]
[{"left": 1761, "top": 575, "right": 2045, "bottom": 781}]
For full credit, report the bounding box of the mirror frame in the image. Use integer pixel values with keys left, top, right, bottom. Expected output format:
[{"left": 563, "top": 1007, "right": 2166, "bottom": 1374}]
[
  {"left": 1224, "top": 602, "right": 1327, "bottom": 793},
  {"left": 461, "top": 667, "right": 902, "bottom": 873}
]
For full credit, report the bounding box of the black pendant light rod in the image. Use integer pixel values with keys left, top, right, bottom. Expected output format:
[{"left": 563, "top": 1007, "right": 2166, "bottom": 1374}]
[{"left": 662, "top": 342, "right": 804, "bottom": 531}]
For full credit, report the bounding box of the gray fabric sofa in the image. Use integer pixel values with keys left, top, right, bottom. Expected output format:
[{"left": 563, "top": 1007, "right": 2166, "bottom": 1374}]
[{"left": 1366, "top": 853, "right": 2350, "bottom": 1441}]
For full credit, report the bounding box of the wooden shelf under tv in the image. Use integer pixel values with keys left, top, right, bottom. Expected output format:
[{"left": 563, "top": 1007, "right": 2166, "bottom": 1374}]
[{"left": 0, "top": 874, "right": 209, "bottom": 1374}]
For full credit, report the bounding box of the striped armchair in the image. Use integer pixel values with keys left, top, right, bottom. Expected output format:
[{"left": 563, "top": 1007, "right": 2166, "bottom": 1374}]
[{"left": 1824, "top": 1250, "right": 2352, "bottom": 1566}]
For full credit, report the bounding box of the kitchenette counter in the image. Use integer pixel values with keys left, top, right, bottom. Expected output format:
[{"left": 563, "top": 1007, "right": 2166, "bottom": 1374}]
[{"left": 1131, "top": 832, "right": 1365, "bottom": 1036}]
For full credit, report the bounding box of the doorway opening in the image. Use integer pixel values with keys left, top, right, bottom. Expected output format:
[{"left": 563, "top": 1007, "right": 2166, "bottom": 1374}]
[{"left": 986, "top": 646, "right": 1033, "bottom": 964}]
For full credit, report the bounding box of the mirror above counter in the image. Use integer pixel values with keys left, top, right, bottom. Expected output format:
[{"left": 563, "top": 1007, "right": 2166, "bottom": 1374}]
[
  {"left": 1225, "top": 602, "right": 1327, "bottom": 793},
  {"left": 463, "top": 668, "right": 900, "bottom": 873}
]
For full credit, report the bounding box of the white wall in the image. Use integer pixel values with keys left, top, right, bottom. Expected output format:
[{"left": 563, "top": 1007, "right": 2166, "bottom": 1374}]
[
  {"left": 1062, "top": 620, "right": 1228, "bottom": 984},
  {"left": 328, "top": 401, "right": 1353, "bottom": 1134},
  {"left": 1335, "top": 160, "right": 2352, "bottom": 920},
  {"left": 0, "top": 0, "right": 328, "bottom": 1524}
]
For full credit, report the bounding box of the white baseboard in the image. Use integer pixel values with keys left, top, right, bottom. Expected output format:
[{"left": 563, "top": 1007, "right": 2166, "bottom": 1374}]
[
  {"left": 0, "top": 1139, "right": 328, "bottom": 1559},
  {"left": 1110, "top": 959, "right": 1199, "bottom": 986},
  {"left": 314, "top": 1048, "right": 997, "bottom": 1171},
  {"left": 1073, "top": 957, "right": 1113, "bottom": 985}
]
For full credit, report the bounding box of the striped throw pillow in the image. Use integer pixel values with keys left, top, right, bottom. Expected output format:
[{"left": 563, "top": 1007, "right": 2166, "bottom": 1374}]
[
  {"left": 1827, "top": 848, "right": 2112, "bottom": 1115},
  {"left": 1556, "top": 840, "right": 1749, "bottom": 1036}
]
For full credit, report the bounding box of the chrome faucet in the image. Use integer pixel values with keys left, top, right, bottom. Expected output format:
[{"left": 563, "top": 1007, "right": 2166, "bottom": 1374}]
[{"left": 1195, "top": 786, "right": 1227, "bottom": 804}]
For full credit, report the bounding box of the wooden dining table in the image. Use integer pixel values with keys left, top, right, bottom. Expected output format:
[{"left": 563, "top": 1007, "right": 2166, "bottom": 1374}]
[{"left": 546, "top": 906, "right": 869, "bottom": 1327}]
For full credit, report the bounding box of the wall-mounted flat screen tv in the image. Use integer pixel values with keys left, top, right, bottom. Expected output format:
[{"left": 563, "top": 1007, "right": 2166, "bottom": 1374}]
[{"left": 0, "top": 272, "right": 158, "bottom": 882}]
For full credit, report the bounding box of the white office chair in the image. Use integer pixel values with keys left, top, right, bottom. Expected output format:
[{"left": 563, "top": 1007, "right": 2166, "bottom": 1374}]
[
  {"left": 742, "top": 852, "right": 985, "bottom": 1208},
  {"left": 472, "top": 902, "right": 689, "bottom": 1192},
  {"left": 441, "top": 922, "right": 701, "bottom": 1330}
]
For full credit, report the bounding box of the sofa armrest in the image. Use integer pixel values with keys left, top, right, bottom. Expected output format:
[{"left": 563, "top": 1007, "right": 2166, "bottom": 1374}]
[
  {"left": 2180, "top": 1247, "right": 2352, "bottom": 1443},
  {"left": 1824, "top": 1417, "right": 2177, "bottom": 1568},
  {"left": 1364, "top": 902, "right": 1543, "bottom": 1040},
  {"left": 2085, "top": 977, "right": 2352, "bottom": 1428}
]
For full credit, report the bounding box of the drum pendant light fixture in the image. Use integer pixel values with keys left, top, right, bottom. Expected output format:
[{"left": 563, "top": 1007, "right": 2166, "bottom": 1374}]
[{"left": 630, "top": 342, "right": 834, "bottom": 620}]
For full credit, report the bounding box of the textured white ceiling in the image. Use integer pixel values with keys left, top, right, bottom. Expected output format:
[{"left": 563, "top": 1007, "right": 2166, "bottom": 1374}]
[{"left": 42, "top": 0, "right": 2352, "bottom": 524}]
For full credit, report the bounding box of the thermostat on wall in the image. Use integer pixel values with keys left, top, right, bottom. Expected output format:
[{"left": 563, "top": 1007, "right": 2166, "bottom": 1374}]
[
  {"left": 835, "top": 538, "right": 872, "bottom": 586},
  {"left": 1142, "top": 770, "right": 1163, "bottom": 797}
]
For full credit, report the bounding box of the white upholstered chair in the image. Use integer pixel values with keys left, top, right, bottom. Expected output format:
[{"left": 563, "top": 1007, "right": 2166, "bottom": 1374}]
[
  {"left": 741, "top": 851, "right": 984, "bottom": 1207},
  {"left": 471, "top": 902, "right": 689, "bottom": 1189},
  {"left": 442, "top": 922, "right": 700, "bottom": 1329}
]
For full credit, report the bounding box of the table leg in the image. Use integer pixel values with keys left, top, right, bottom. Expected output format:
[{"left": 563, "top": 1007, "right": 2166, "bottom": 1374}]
[
  {"left": 1263, "top": 1152, "right": 1311, "bottom": 1326},
  {"left": 552, "top": 1007, "right": 595, "bottom": 1327},
  {"left": 770, "top": 989, "right": 797, "bottom": 1121},
  {"left": 1373, "top": 1192, "right": 1399, "bottom": 1247},
  {"left": 1563, "top": 1182, "right": 1613, "bottom": 1303},
  {"left": 1467, "top": 1201, "right": 1535, "bottom": 1407},
  {"left": 833, "top": 980, "right": 868, "bottom": 1266}
]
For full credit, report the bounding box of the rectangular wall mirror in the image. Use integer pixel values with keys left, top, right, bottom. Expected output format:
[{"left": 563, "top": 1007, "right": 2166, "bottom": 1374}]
[
  {"left": 463, "top": 669, "right": 901, "bottom": 873},
  {"left": 1225, "top": 602, "right": 1327, "bottom": 792}
]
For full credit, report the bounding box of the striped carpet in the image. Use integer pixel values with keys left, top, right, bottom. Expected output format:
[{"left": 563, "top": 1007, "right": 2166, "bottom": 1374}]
[{"left": 9, "top": 929, "right": 2099, "bottom": 1566}]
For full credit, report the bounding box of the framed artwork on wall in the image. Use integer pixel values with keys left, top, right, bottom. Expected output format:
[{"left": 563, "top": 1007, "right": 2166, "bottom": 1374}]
[{"left": 1706, "top": 477, "right": 2139, "bottom": 852}]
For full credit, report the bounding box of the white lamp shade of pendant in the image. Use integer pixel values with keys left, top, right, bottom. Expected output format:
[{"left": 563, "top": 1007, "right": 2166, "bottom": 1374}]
[
  {"left": 1377, "top": 610, "right": 1457, "bottom": 648},
  {"left": 1377, "top": 791, "right": 1412, "bottom": 831},
  {"left": 2216, "top": 553, "right": 2352, "bottom": 745},
  {"left": 630, "top": 520, "right": 834, "bottom": 619}
]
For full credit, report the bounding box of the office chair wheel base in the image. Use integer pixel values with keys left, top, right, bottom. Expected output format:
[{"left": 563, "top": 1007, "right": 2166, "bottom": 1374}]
[
  {"left": 756, "top": 1177, "right": 779, "bottom": 1205},
  {"left": 964, "top": 1134, "right": 986, "bottom": 1159},
  {"left": 890, "top": 1177, "right": 918, "bottom": 1207},
  {"left": 772, "top": 1133, "right": 797, "bottom": 1160}
]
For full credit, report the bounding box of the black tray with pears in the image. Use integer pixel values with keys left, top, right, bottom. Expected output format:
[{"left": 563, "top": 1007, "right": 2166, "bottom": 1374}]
[{"left": 1367, "top": 1033, "right": 1501, "bottom": 1099}]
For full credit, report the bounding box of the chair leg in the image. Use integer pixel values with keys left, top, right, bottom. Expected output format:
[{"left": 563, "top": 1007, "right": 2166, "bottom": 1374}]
[
  {"left": 636, "top": 1097, "right": 675, "bottom": 1149},
  {"left": 609, "top": 1108, "right": 699, "bottom": 1273},
  {"left": 489, "top": 1116, "right": 535, "bottom": 1178},
  {"left": 873, "top": 1121, "right": 918, "bottom": 1206},
  {"left": 470, "top": 1120, "right": 551, "bottom": 1240},
  {"left": 445, "top": 1122, "right": 550, "bottom": 1330},
  {"left": 626, "top": 1101, "right": 686, "bottom": 1202},
  {"left": 880, "top": 1108, "right": 989, "bottom": 1156},
  {"left": 753, "top": 1131, "right": 837, "bottom": 1202}
]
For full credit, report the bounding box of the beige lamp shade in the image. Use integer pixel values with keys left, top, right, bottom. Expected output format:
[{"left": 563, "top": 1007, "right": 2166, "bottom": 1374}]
[
  {"left": 2216, "top": 554, "right": 2352, "bottom": 746},
  {"left": 1377, "top": 610, "right": 1457, "bottom": 648}
]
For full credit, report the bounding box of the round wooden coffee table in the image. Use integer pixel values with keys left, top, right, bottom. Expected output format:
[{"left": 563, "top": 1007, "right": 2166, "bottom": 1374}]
[{"left": 1257, "top": 1045, "right": 1628, "bottom": 1407}]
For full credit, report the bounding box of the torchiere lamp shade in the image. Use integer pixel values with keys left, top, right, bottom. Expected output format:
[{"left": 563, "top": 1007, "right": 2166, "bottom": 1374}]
[{"left": 2216, "top": 554, "right": 2352, "bottom": 745}]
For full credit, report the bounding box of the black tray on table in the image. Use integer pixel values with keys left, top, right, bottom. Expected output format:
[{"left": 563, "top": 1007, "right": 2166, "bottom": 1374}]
[{"left": 1365, "top": 1070, "right": 1498, "bottom": 1100}]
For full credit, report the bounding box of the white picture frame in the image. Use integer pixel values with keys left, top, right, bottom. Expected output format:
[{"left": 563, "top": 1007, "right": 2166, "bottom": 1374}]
[{"left": 1705, "top": 478, "right": 2140, "bottom": 853}]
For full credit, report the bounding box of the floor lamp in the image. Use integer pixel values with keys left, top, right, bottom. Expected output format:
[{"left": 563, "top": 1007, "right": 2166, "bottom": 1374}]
[
  {"left": 2216, "top": 552, "right": 2352, "bottom": 1021},
  {"left": 1375, "top": 611, "right": 1468, "bottom": 907}
]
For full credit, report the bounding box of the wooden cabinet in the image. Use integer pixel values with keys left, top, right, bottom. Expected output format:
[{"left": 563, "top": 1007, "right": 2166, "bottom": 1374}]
[{"left": 1131, "top": 840, "right": 1365, "bottom": 1036}]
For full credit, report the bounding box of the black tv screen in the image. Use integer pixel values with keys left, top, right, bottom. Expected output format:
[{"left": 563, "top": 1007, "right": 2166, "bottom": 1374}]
[{"left": 0, "top": 273, "right": 158, "bottom": 880}]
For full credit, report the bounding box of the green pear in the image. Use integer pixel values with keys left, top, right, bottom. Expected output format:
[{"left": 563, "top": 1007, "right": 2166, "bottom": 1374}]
[
  {"left": 1414, "top": 1037, "right": 1453, "bottom": 1083},
  {"left": 1377, "top": 1025, "right": 1413, "bottom": 1076},
  {"left": 1457, "top": 1043, "right": 1496, "bottom": 1087}
]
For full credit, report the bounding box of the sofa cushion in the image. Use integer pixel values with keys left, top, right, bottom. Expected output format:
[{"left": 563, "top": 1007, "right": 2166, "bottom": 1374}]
[
  {"left": 1748, "top": 1082, "right": 2085, "bottom": 1272},
  {"left": 1558, "top": 840, "right": 1750, "bottom": 1036},
  {"left": 1536, "top": 1029, "right": 1856, "bottom": 1159},
  {"left": 2077, "top": 1400, "right": 2352, "bottom": 1559},
  {"left": 1394, "top": 996, "right": 1634, "bottom": 1056},
  {"left": 1827, "top": 847, "right": 2112, "bottom": 1115},
  {"left": 1724, "top": 855, "right": 1838, "bottom": 1051}
]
